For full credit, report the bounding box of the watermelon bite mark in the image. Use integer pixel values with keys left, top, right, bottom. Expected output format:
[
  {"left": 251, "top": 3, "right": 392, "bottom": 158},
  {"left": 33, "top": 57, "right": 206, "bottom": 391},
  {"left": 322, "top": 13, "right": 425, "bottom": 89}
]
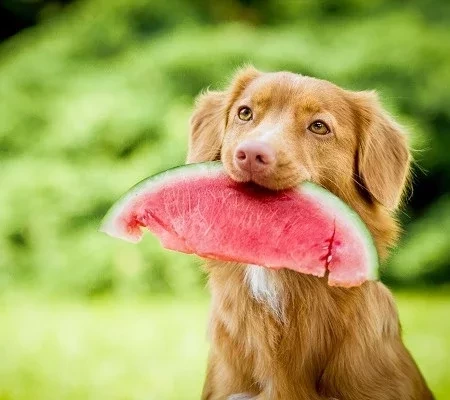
[
  {"left": 100, "top": 162, "right": 379, "bottom": 287},
  {"left": 321, "top": 218, "right": 336, "bottom": 269}
]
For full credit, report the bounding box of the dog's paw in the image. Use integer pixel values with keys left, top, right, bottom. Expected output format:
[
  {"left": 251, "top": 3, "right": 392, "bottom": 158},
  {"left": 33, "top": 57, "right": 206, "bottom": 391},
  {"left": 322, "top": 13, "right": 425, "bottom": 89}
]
[{"left": 227, "top": 394, "right": 254, "bottom": 400}]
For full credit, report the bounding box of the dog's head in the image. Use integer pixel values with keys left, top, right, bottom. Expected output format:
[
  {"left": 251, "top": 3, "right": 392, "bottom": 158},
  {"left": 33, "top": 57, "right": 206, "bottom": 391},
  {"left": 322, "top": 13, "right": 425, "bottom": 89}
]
[{"left": 188, "top": 67, "right": 411, "bottom": 255}]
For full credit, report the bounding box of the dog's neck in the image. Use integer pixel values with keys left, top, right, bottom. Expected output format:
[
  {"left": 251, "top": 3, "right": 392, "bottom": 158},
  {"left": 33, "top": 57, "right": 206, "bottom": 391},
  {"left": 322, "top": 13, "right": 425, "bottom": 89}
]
[{"left": 206, "top": 262, "right": 339, "bottom": 323}]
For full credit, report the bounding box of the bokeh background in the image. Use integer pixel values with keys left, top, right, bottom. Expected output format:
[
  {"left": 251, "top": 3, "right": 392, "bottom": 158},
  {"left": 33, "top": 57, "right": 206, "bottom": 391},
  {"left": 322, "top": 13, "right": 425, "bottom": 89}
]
[{"left": 0, "top": 0, "right": 449, "bottom": 399}]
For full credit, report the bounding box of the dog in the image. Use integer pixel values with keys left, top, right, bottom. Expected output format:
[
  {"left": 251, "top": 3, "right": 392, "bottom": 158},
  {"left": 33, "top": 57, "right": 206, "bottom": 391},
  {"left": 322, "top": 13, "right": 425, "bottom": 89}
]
[{"left": 187, "top": 67, "right": 434, "bottom": 400}]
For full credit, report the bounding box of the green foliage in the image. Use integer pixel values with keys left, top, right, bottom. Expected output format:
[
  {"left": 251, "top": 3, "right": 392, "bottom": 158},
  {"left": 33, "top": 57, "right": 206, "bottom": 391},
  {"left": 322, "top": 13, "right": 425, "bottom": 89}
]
[{"left": 0, "top": 0, "right": 449, "bottom": 296}]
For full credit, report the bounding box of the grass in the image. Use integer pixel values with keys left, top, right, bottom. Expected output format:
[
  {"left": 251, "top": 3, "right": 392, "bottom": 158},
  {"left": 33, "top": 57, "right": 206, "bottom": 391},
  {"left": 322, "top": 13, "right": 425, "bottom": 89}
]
[{"left": 0, "top": 291, "right": 448, "bottom": 400}]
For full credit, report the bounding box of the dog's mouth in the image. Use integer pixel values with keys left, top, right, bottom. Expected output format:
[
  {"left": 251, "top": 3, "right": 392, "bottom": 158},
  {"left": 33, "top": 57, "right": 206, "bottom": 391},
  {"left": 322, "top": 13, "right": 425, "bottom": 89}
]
[{"left": 224, "top": 165, "right": 307, "bottom": 192}]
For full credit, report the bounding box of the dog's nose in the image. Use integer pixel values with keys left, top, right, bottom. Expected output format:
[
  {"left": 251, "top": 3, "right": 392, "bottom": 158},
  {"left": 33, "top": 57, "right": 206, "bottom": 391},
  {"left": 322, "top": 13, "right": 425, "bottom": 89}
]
[{"left": 235, "top": 140, "right": 276, "bottom": 173}]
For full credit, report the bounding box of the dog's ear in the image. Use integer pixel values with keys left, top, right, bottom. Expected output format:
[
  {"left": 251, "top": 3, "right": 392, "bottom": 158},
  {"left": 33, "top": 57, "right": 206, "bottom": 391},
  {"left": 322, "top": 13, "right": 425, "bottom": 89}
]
[
  {"left": 354, "top": 91, "right": 411, "bottom": 210},
  {"left": 187, "top": 66, "right": 260, "bottom": 163},
  {"left": 187, "top": 90, "right": 226, "bottom": 163}
]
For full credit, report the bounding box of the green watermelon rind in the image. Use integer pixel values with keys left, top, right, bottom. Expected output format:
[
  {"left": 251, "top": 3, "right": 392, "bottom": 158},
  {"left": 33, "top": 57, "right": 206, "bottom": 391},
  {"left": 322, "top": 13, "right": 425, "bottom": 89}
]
[
  {"left": 100, "top": 161, "right": 379, "bottom": 280},
  {"left": 299, "top": 182, "right": 379, "bottom": 281}
]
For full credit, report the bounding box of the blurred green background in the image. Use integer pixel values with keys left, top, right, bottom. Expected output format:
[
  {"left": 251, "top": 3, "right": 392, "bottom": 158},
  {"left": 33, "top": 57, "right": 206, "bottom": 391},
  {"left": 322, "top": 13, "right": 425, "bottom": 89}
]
[{"left": 0, "top": 0, "right": 449, "bottom": 398}]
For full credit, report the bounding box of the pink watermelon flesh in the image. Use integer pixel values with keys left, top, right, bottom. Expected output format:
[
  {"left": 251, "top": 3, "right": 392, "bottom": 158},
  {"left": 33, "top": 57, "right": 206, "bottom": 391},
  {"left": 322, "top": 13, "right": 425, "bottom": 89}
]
[{"left": 100, "top": 162, "right": 378, "bottom": 287}]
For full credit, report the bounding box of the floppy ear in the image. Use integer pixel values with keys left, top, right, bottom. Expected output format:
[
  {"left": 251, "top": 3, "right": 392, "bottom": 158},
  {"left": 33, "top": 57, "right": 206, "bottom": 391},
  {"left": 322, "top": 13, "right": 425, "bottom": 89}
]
[
  {"left": 187, "top": 66, "right": 261, "bottom": 164},
  {"left": 355, "top": 91, "right": 411, "bottom": 210},
  {"left": 187, "top": 90, "right": 226, "bottom": 163}
]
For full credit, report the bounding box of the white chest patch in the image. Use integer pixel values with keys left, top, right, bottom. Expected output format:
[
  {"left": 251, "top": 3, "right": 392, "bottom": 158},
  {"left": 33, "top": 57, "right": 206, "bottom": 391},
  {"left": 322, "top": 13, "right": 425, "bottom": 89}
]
[{"left": 245, "top": 264, "right": 282, "bottom": 319}]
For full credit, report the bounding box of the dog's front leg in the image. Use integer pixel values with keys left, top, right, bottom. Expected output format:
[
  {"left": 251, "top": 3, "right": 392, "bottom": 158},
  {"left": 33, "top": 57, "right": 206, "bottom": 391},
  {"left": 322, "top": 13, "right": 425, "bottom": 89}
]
[
  {"left": 228, "top": 384, "right": 340, "bottom": 400},
  {"left": 202, "top": 350, "right": 257, "bottom": 400},
  {"left": 228, "top": 393, "right": 339, "bottom": 400},
  {"left": 227, "top": 394, "right": 255, "bottom": 400}
]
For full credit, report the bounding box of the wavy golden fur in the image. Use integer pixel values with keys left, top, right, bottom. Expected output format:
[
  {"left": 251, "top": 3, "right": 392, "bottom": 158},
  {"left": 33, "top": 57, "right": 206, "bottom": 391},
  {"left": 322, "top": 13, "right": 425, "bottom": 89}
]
[{"left": 187, "top": 67, "right": 433, "bottom": 400}]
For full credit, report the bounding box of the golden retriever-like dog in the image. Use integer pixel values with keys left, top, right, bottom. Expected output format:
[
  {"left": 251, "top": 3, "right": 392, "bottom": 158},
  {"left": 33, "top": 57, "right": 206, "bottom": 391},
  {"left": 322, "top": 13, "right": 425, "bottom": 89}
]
[{"left": 187, "top": 66, "right": 434, "bottom": 400}]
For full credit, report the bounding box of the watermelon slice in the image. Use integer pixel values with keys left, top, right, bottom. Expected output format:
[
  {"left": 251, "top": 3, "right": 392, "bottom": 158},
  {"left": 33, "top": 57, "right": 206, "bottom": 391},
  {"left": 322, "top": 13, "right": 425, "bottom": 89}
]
[{"left": 100, "top": 162, "right": 378, "bottom": 287}]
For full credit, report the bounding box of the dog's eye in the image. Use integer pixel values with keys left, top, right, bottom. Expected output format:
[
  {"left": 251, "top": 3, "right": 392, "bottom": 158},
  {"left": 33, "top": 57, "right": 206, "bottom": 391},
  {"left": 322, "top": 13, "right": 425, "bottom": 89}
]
[
  {"left": 308, "top": 120, "right": 330, "bottom": 135},
  {"left": 238, "top": 106, "right": 253, "bottom": 121}
]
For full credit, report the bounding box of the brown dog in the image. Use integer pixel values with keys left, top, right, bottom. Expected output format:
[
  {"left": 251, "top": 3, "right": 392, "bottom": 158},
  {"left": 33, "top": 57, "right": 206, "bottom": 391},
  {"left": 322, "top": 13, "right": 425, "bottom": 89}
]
[{"left": 187, "top": 67, "right": 433, "bottom": 400}]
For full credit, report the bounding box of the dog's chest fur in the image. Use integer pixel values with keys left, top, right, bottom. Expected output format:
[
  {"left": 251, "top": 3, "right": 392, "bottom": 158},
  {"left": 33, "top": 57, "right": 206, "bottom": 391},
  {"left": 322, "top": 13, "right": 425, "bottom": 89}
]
[{"left": 245, "top": 265, "right": 282, "bottom": 318}]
